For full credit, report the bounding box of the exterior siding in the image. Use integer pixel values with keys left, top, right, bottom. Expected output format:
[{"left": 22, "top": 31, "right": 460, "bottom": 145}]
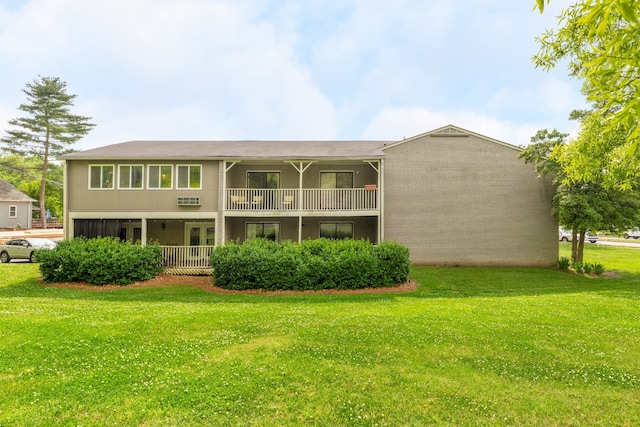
[
  {"left": 382, "top": 133, "right": 557, "bottom": 266},
  {"left": 0, "top": 201, "right": 32, "bottom": 229},
  {"left": 67, "top": 160, "right": 220, "bottom": 213}
]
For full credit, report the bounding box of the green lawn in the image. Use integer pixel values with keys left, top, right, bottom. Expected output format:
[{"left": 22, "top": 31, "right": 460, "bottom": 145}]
[{"left": 1, "top": 243, "right": 639, "bottom": 426}]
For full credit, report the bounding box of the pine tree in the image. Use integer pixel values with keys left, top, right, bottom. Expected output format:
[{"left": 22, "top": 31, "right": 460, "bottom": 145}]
[{"left": 1, "top": 76, "right": 95, "bottom": 228}]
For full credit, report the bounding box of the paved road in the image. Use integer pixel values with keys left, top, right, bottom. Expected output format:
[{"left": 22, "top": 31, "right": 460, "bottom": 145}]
[{"left": 595, "top": 239, "right": 640, "bottom": 248}]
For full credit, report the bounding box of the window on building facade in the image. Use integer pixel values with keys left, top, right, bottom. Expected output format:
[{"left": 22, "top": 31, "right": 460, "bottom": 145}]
[
  {"left": 148, "top": 165, "right": 173, "bottom": 189},
  {"left": 247, "top": 171, "right": 280, "bottom": 188},
  {"left": 320, "top": 222, "right": 354, "bottom": 239},
  {"left": 320, "top": 171, "right": 353, "bottom": 189},
  {"left": 246, "top": 222, "right": 280, "bottom": 241},
  {"left": 118, "top": 165, "right": 143, "bottom": 189},
  {"left": 9, "top": 205, "right": 17, "bottom": 218},
  {"left": 89, "top": 165, "right": 115, "bottom": 189},
  {"left": 177, "top": 165, "right": 202, "bottom": 189}
]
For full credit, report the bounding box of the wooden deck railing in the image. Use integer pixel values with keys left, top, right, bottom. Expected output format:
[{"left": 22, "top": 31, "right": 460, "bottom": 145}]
[
  {"left": 161, "top": 246, "right": 213, "bottom": 269},
  {"left": 226, "top": 188, "right": 377, "bottom": 212},
  {"left": 32, "top": 218, "right": 64, "bottom": 229}
]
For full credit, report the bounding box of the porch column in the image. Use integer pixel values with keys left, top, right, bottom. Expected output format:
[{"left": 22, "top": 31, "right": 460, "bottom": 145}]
[
  {"left": 288, "top": 161, "right": 314, "bottom": 242},
  {"left": 298, "top": 162, "right": 303, "bottom": 242},
  {"left": 141, "top": 218, "right": 147, "bottom": 246},
  {"left": 220, "top": 161, "right": 238, "bottom": 246},
  {"left": 221, "top": 161, "right": 227, "bottom": 245},
  {"left": 379, "top": 159, "right": 384, "bottom": 242}
]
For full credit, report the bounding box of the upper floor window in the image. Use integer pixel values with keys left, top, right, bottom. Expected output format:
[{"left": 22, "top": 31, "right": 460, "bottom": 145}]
[
  {"left": 118, "top": 165, "right": 143, "bottom": 189},
  {"left": 177, "top": 165, "right": 202, "bottom": 189},
  {"left": 9, "top": 205, "right": 17, "bottom": 218},
  {"left": 248, "top": 171, "right": 280, "bottom": 189},
  {"left": 89, "top": 165, "right": 114, "bottom": 189},
  {"left": 320, "top": 171, "right": 353, "bottom": 189},
  {"left": 148, "top": 165, "right": 173, "bottom": 189}
]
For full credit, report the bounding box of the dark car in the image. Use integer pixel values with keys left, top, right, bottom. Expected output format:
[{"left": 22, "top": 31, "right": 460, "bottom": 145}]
[{"left": 0, "top": 238, "right": 57, "bottom": 263}]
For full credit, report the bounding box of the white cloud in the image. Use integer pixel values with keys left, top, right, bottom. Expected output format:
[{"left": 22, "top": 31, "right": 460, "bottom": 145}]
[
  {"left": 0, "top": 0, "right": 586, "bottom": 150},
  {"left": 362, "top": 107, "right": 543, "bottom": 147},
  {"left": 488, "top": 78, "right": 584, "bottom": 118},
  {"left": 0, "top": 0, "right": 341, "bottom": 148}
]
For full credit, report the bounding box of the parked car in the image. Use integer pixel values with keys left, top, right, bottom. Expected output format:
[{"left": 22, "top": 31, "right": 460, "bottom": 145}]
[
  {"left": 558, "top": 229, "right": 599, "bottom": 243},
  {"left": 0, "top": 238, "right": 57, "bottom": 263},
  {"left": 623, "top": 229, "right": 640, "bottom": 239}
]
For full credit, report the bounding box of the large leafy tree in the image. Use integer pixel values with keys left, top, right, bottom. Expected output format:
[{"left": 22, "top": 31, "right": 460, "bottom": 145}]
[
  {"left": 1, "top": 76, "right": 95, "bottom": 228},
  {"left": 533, "top": 0, "right": 640, "bottom": 189},
  {"left": 520, "top": 128, "right": 640, "bottom": 263}
]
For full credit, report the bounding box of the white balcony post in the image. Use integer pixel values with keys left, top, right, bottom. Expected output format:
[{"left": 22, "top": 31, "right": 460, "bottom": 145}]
[{"left": 141, "top": 218, "right": 147, "bottom": 246}]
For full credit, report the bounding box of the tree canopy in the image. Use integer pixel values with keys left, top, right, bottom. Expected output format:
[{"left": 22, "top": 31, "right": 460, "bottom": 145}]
[
  {"left": 0, "top": 154, "right": 64, "bottom": 219},
  {"left": 520, "top": 128, "right": 640, "bottom": 263},
  {"left": 1, "top": 76, "right": 95, "bottom": 228},
  {"left": 533, "top": 0, "right": 640, "bottom": 189}
]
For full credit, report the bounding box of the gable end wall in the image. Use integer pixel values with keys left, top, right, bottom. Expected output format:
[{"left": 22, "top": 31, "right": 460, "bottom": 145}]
[{"left": 383, "top": 133, "right": 558, "bottom": 266}]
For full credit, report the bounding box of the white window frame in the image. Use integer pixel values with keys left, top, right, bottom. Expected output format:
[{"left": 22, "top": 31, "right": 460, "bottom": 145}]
[
  {"left": 320, "top": 221, "right": 354, "bottom": 239},
  {"left": 118, "top": 164, "right": 144, "bottom": 189},
  {"left": 9, "top": 205, "right": 17, "bottom": 218},
  {"left": 176, "top": 164, "right": 202, "bottom": 190},
  {"left": 88, "top": 164, "right": 115, "bottom": 189},
  {"left": 147, "top": 164, "right": 173, "bottom": 190}
]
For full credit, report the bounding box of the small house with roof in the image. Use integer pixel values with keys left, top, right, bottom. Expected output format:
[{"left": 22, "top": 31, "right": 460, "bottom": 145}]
[
  {"left": 0, "top": 180, "right": 36, "bottom": 230},
  {"left": 62, "top": 125, "right": 557, "bottom": 271}
]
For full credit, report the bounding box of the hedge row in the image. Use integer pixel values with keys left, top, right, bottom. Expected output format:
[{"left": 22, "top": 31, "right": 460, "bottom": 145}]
[
  {"left": 210, "top": 238, "right": 410, "bottom": 291},
  {"left": 37, "top": 237, "right": 163, "bottom": 285}
]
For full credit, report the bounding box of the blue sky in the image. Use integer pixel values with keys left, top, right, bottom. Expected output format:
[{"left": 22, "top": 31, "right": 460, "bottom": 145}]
[{"left": 0, "top": 0, "right": 583, "bottom": 150}]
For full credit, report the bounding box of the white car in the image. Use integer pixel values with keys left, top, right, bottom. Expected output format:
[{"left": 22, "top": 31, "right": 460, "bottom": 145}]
[
  {"left": 0, "top": 238, "right": 57, "bottom": 263},
  {"left": 624, "top": 229, "right": 640, "bottom": 239},
  {"left": 559, "top": 229, "right": 599, "bottom": 243}
]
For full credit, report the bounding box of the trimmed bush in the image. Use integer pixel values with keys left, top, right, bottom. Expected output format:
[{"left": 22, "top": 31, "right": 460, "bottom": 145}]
[
  {"left": 211, "top": 238, "right": 411, "bottom": 291},
  {"left": 38, "top": 237, "right": 163, "bottom": 285}
]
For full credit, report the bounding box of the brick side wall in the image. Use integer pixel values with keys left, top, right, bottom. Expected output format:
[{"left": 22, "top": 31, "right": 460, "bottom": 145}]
[{"left": 383, "top": 133, "right": 558, "bottom": 266}]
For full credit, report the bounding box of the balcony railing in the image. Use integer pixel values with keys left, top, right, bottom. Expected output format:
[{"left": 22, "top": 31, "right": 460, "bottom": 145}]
[{"left": 226, "top": 188, "right": 377, "bottom": 212}]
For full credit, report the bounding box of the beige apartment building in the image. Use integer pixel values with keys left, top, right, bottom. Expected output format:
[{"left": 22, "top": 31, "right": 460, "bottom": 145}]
[{"left": 62, "top": 125, "right": 557, "bottom": 270}]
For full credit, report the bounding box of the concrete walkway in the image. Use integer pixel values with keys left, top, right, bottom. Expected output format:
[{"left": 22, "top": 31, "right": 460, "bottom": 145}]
[{"left": 0, "top": 228, "right": 64, "bottom": 243}]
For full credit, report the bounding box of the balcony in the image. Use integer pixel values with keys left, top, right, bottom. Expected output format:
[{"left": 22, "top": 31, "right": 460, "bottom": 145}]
[{"left": 226, "top": 188, "right": 378, "bottom": 212}]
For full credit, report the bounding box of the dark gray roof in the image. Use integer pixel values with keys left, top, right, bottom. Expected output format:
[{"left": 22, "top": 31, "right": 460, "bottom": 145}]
[
  {"left": 64, "top": 140, "right": 390, "bottom": 160},
  {"left": 0, "top": 180, "right": 36, "bottom": 202}
]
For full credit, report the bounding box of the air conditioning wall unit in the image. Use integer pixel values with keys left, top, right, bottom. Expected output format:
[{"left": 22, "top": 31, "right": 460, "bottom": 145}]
[{"left": 177, "top": 196, "right": 201, "bottom": 206}]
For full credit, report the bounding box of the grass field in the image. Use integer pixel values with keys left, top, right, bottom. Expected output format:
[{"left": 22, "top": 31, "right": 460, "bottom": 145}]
[{"left": 1, "top": 243, "right": 639, "bottom": 426}]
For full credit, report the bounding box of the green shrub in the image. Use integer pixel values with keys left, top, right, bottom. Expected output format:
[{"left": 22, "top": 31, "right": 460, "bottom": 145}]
[
  {"left": 211, "top": 238, "right": 411, "bottom": 291},
  {"left": 593, "top": 263, "right": 605, "bottom": 275},
  {"left": 581, "top": 262, "right": 605, "bottom": 276},
  {"left": 572, "top": 261, "right": 584, "bottom": 274},
  {"left": 38, "top": 237, "right": 163, "bottom": 285},
  {"left": 582, "top": 262, "right": 594, "bottom": 275},
  {"left": 374, "top": 241, "right": 411, "bottom": 285},
  {"left": 558, "top": 256, "right": 571, "bottom": 270}
]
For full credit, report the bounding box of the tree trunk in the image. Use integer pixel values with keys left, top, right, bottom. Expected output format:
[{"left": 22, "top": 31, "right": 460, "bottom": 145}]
[
  {"left": 40, "top": 130, "right": 51, "bottom": 229},
  {"left": 571, "top": 229, "right": 578, "bottom": 263},
  {"left": 39, "top": 175, "right": 47, "bottom": 229},
  {"left": 576, "top": 229, "right": 586, "bottom": 264}
]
